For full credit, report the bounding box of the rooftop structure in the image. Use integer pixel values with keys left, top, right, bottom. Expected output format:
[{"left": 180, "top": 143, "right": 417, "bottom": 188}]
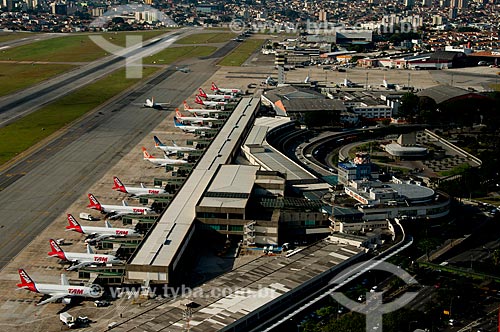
[
  {"left": 127, "top": 97, "right": 260, "bottom": 284},
  {"left": 105, "top": 239, "right": 366, "bottom": 332}
]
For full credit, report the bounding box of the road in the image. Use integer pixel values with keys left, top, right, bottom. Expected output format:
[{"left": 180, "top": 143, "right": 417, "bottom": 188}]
[
  {"left": 0, "top": 27, "right": 198, "bottom": 127},
  {"left": 0, "top": 37, "right": 236, "bottom": 271}
]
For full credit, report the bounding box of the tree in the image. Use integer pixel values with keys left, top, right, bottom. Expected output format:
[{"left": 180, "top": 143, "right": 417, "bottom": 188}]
[{"left": 398, "top": 92, "right": 420, "bottom": 120}]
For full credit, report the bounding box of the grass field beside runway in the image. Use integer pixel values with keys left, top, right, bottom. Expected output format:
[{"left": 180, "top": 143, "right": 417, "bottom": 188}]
[
  {"left": 144, "top": 46, "right": 217, "bottom": 64},
  {"left": 218, "top": 38, "right": 266, "bottom": 66},
  {"left": 0, "top": 32, "right": 40, "bottom": 43},
  {"left": 0, "top": 63, "right": 76, "bottom": 97},
  {"left": 0, "top": 66, "right": 159, "bottom": 166},
  {"left": 175, "top": 32, "right": 236, "bottom": 44},
  {"left": 0, "top": 30, "right": 174, "bottom": 62}
]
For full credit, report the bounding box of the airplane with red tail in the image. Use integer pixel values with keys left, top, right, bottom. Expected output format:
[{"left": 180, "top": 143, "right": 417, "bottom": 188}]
[
  {"left": 112, "top": 176, "right": 167, "bottom": 197},
  {"left": 48, "top": 239, "right": 122, "bottom": 271},
  {"left": 16, "top": 269, "right": 103, "bottom": 305},
  {"left": 65, "top": 213, "right": 140, "bottom": 242}
]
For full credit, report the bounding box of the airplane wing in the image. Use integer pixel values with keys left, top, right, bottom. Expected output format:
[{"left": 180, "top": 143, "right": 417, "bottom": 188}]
[
  {"left": 37, "top": 293, "right": 69, "bottom": 306},
  {"left": 89, "top": 234, "right": 115, "bottom": 242},
  {"left": 108, "top": 211, "right": 128, "bottom": 219},
  {"left": 67, "top": 261, "right": 94, "bottom": 271}
]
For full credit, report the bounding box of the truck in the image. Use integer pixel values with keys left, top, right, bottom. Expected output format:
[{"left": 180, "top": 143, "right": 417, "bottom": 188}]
[
  {"left": 79, "top": 212, "right": 98, "bottom": 221},
  {"left": 60, "top": 312, "right": 76, "bottom": 328}
]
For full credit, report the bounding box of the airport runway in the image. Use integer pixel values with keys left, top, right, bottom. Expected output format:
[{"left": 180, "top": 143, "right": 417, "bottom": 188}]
[
  {"left": 0, "top": 27, "right": 199, "bottom": 127},
  {"left": 0, "top": 51, "right": 227, "bottom": 271},
  {"left": 0, "top": 32, "right": 63, "bottom": 49}
]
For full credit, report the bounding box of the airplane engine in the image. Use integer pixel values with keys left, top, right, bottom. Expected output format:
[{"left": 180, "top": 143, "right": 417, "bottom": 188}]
[{"left": 62, "top": 298, "right": 72, "bottom": 304}]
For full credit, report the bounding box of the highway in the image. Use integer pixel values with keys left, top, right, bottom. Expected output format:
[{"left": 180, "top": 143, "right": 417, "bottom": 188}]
[
  {"left": 0, "top": 27, "right": 197, "bottom": 127},
  {"left": 0, "top": 36, "right": 237, "bottom": 271}
]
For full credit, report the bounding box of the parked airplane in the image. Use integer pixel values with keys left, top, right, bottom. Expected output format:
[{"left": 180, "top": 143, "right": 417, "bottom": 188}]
[
  {"left": 382, "top": 76, "right": 396, "bottom": 89},
  {"left": 154, "top": 136, "right": 197, "bottom": 155},
  {"left": 87, "top": 193, "right": 153, "bottom": 218},
  {"left": 211, "top": 82, "right": 242, "bottom": 95},
  {"left": 16, "top": 269, "right": 103, "bottom": 305},
  {"left": 65, "top": 213, "right": 140, "bottom": 242},
  {"left": 48, "top": 239, "right": 122, "bottom": 271},
  {"left": 143, "top": 97, "right": 170, "bottom": 110},
  {"left": 194, "top": 96, "right": 227, "bottom": 108},
  {"left": 142, "top": 147, "right": 188, "bottom": 166},
  {"left": 198, "top": 88, "right": 236, "bottom": 101},
  {"left": 261, "top": 76, "right": 277, "bottom": 86},
  {"left": 174, "top": 116, "right": 212, "bottom": 133},
  {"left": 175, "top": 109, "right": 217, "bottom": 123},
  {"left": 183, "top": 101, "right": 225, "bottom": 116},
  {"left": 113, "top": 176, "right": 167, "bottom": 196}
]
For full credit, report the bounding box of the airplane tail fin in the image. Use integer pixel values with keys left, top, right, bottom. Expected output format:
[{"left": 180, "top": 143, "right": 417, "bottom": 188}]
[
  {"left": 211, "top": 82, "right": 219, "bottom": 91},
  {"left": 145, "top": 99, "right": 153, "bottom": 107},
  {"left": 153, "top": 135, "right": 164, "bottom": 147},
  {"left": 142, "top": 147, "right": 154, "bottom": 159},
  {"left": 173, "top": 116, "right": 182, "bottom": 127},
  {"left": 198, "top": 88, "right": 207, "bottom": 98},
  {"left": 112, "top": 176, "right": 127, "bottom": 193},
  {"left": 175, "top": 109, "right": 183, "bottom": 118},
  {"left": 48, "top": 239, "right": 66, "bottom": 260},
  {"left": 66, "top": 214, "right": 84, "bottom": 233},
  {"left": 195, "top": 96, "right": 204, "bottom": 105},
  {"left": 183, "top": 100, "right": 191, "bottom": 110},
  {"left": 17, "top": 269, "right": 37, "bottom": 292},
  {"left": 87, "top": 193, "right": 103, "bottom": 211}
]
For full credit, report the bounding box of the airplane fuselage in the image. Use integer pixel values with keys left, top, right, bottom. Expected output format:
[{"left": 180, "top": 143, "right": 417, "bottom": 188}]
[
  {"left": 80, "top": 225, "right": 140, "bottom": 237},
  {"left": 122, "top": 186, "right": 167, "bottom": 196},
  {"left": 29, "top": 283, "right": 100, "bottom": 298},
  {"left": 93, "top": 204, "right": 153, "bottom": 215},
  {"left": 60, "top": 252, "right": 121, "bottom": 264}
]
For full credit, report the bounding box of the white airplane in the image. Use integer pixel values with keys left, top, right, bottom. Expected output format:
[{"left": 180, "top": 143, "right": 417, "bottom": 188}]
[
  {"left": 198, "top": 88, "right": 236, "bottom": 101},
  {"left": 16, "top": 268, "right": 103, "bottom": 305},
  {"left": 175, "top": 109, "right": 217, "bottom": 123},
  {"left": 154, "top": 136, "right": 197, "bottom": 155},
  {"left": 143, "top": 97, "right": 170, "bottom": 110},
  {"left": 112, "top": 176, "right": 167, "bottom": 196},
  {"left": 176, "top": 66, "right": 190, "bottom": 73},
  {"left": 66, "top": 213, "right": 141, "bottom": 242},
  {"left": 341, "top": 77, "right": 354, "bottom": 87},
  {"left": 87, "top": 193, "right": 153, "bottom": 218},
  {"left": 48, "top": 239, "right": 122, "bottom": 271},
  {"left": 174, "top": 116, "right": 212, "bottom": 133},
  {"left": 382, "top": 76, "right": 396, "bottom": 89},
  {"left": 183, "top": 101, "right": 226, "bottom": 116},
  {"left": 194, "top": 95, "right": 227, "bottom": 108},
  {"left": 262, "top": 76, "right": 277, "bottom": 86},
  {"left": 142, "top": 147, "right": 188, "bottom": 166},
  {"left": 211, "top": 82, "right": 242, "bottom": 95}
]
